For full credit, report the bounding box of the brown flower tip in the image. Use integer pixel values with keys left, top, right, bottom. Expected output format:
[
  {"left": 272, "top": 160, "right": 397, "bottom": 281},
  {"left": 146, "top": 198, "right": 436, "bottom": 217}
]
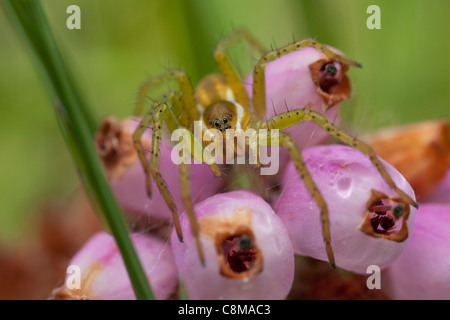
[
  {"left": 95, "top": 117, "right": 147, "bottom": 179},
  {"left": 309, "top": 59, "right": 351, "bottom": 111},
  {"left": 358, "top": 189, "right": 411, "bottom": 242},
  {"left": 367, "top": 119, "right": 450, "bottom": 199},
  {"left": 198, "top": 209, "right": 263, "bottom": 279},
  {"left": 49, "top": 262, "right": 102, "bottom": 300},
  {"left": 49, "top": 287, "right": 90, "bottom": 300}
]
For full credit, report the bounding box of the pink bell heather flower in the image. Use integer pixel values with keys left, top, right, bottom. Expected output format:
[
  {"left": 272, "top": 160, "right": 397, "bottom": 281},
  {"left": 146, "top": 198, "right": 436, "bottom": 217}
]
[
  {"left": 382, "top": 204, "right": 450, "bottom": 299},
  {"left": 274, "top": 144, "right": 417, "bottom": 274},
  {"left": 245, "top": 46, "right": 353, "bottom": 151},
  {"left": 51, "top": 232, "right": 178, "bottom": 300},
  {"left": 171, "top": 190, "right": 294, "bottom": 300},
  {"left": 95, "top": 117, "right": 221, "bottom": 222}
]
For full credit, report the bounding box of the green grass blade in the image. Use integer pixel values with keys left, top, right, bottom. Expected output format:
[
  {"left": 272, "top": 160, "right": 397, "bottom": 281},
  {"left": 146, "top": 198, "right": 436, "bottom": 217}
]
[{"left": 2, "top": 0, "right": 155, "bottom": 300}]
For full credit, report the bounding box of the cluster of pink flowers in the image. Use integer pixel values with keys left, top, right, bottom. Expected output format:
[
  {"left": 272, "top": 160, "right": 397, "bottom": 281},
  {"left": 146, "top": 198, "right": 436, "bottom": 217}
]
[{"left": 52, "top": 45, "right": 449, "bottom": 300}]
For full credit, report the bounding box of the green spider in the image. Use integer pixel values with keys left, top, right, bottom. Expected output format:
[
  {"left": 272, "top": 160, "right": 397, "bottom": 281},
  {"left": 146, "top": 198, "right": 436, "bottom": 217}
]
[{"left": 131, "top": 29, "right": 417, "bottom": 268}]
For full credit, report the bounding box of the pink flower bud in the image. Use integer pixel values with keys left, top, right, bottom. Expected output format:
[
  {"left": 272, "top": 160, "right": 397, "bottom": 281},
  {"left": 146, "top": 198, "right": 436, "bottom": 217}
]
[
  {"left": 245, "top": 46, "right": 352, "bottom": 151},
  {"left": 382, "top": 203, "right": 450, "bottom": 299},
  {"left": 171, "top": 190, "right": 294, "bottom": 300},
  {"left": 51, "top": 232, "right": 178, "bottom": 300},
  {"left": 95, "top": 117, "right": 222, "bottom": 222},
  {"left": 274, "top": 144, "right": 417, "bottom": 274}
]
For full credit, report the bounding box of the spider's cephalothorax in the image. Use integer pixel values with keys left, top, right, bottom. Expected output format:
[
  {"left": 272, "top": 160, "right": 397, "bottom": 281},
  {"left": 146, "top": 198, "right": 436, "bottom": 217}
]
[
  {"left": 205, "top": 102, "right": 235, "bottom": 132},
  {"left": 132, "top": 29, "right": 418, "bottom": 268},
  {"left": 194, "top": 74, "right": 253, "bottom": 160},
  {"left": 196, "top": 74, "right": 251, "bottom": 132}
]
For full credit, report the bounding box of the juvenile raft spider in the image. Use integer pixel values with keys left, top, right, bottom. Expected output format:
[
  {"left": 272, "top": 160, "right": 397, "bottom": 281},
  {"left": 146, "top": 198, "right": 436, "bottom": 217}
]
[{"left": 132, "top": 29, "right": 417, "bottom": 268}]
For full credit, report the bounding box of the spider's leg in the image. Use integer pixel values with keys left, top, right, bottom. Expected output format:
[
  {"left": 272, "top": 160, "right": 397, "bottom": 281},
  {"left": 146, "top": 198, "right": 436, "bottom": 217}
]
[
  {"left": 171, "top": 123, "right": 222, "bottom": 264},
  {"left": 149, "top": 102, "right": 184, "bottom": 242},
  {"left": 164, "top": 91, "right": 187, "bottom": 132},
  {"left": 134, "top": 89, "right": 221, "bottom": 195},
  {"left": 305, "top": 109, "right": 418, "bottom": 208},
  {"left": 132, "top": 100, "right": 159, "bottom": 199},
  {"left": 259, "top": 128, "right": 335, "bottom": 268},
  {"left": 132, "top": 92, "right": 181, "bottom": 198},
  {"left": 179, "top": 161, "right": 205, "bottom": 265},
  {"left": 259, "top": 108, "right": 418, "bottom": 208},
  {"left": 135, "top": 69, "right": 198, "bottom": 125},
  {"left": 214, "top": 29, "right": 266, "bottom": 110},
  {"left": 252, "top": 38, "right": 361, "bottom": 118},
  {"left": 132, "top": 97, "right": 186, "bottom": 242}
]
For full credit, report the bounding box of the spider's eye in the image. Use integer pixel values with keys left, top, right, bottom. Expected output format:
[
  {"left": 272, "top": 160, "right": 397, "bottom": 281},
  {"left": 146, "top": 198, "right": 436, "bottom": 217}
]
[
  {"left": 209, "top": 120, "right": 214, "bottom": 126},
  {"left": 214, "top": 120, "right": 220, "bottom": 127},
  {"left": 222, "top": 117, "right": 228, "bottom": 124},
  {"left": 325, "top": 63, "right": 337, "bottom": 76},
  {"left": 226, "top": 113, "right": 232, "bottom": 119}
]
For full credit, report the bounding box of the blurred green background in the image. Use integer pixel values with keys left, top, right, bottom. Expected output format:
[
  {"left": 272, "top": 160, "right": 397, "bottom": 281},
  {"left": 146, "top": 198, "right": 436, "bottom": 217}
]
[{"left": 0, "top": 0, "right": 449, "bottom": 243}]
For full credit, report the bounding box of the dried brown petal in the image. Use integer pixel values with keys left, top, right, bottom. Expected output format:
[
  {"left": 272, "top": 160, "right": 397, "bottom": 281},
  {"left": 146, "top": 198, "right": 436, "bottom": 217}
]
[
  {"left": 367, "top": 119, "right": 450, "bottom": 199},
  {"left": 94, "top": 116, "right": 146, "bottom": 179}
]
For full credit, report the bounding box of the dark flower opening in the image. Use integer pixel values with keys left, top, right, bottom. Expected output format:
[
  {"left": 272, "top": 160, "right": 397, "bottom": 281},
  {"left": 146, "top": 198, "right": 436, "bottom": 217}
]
[
  {"left": 319, "top": 62, "right": 339, "bottom": 93},
  {"left": 221, "top": 234, "right": 258, "bottom": 273},
  {"left": 198, "top": 211, "right": 264, "bottom": 279},
  {"left": 309, "top": 59, "right": 351, "bottom": 110},
  {"left": 358, "top": 189, "right": 411, "bottom": 242},
  {"left": 369, "top": 199, "right": 405, "bottom": 234}
]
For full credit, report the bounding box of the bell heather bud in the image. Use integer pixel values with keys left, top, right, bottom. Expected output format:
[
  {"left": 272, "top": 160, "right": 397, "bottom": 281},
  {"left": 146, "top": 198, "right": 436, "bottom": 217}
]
[
  {"left": 382, "top": 203, "right": 450, "bottom": 299},
  {"left": 171, "top": 190, "right": 294, "bottom": 300},
  {"left": 274, "top": 144, "right": 417, "bottom": 274},
  {"left": 245, "top": 46, "right": 353, "bottom": 151},
  {"left": 51, "top": 232, "right": 178, "bottom": 300}
]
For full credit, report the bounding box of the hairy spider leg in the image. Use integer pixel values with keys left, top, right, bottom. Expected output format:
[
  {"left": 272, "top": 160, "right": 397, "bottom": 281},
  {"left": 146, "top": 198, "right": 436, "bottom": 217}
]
[
  {"left": 135, "top": 68, "right": 198, "bottom": 125},
  {"left": 256, "top": 125, "right": 335, "bottom": 268},
  {"left": 179, "top": 161, "right": 205, "bottom": 265},
  {"left": 133, "top": 68, "right": 222, "bottom": 194},
  {"left": 214, "top": 29, "right": 267, "bottom": 111},
  {"left": 133, "top": 92, "right": 181, "bottom": 198},
  {"left": 255, "top": 107, "right": 419, "bottom": 267},
  {"left": 134, "top": 91, "right": 220, "bottom": 265},
  {"left": 260, "top": 108, "right": 418, "bottom": 208},
  {"left": 132, "top": 100, "right": 181, "bottom": 241},
  {"left": 252, "top": 38, "right": 362, "bottom": 118}
]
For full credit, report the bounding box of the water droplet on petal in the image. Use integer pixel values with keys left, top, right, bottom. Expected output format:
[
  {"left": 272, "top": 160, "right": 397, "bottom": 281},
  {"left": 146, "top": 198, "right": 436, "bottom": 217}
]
[{"left": 336, "top": 176, "right": 352, "bottom": 198}]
